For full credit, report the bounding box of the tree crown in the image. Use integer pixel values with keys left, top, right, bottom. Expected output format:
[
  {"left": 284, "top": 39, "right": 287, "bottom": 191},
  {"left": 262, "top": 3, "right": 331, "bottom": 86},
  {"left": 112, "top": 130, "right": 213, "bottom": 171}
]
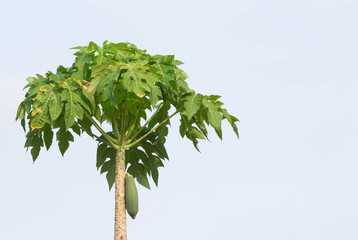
[{"left": 16, "top": 41, "right": 239, "bottom": 189}]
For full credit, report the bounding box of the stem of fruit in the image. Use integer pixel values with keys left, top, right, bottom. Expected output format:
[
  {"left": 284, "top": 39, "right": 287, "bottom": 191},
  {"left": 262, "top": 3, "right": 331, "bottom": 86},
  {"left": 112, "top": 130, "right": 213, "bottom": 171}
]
[{"left": 114, "top": 147, "right": 127, "bottom": 240}]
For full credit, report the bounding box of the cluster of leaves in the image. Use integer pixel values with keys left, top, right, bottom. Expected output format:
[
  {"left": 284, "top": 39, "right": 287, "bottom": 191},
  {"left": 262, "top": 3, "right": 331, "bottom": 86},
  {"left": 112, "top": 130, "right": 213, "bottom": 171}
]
[
  {"left": 96, "top": 127, "right": 168, "bottom": 189},
  {"left": 16, "top": 67, "right": 95, "bottom": 159},
  {"left": 16, "top": 41, "right": 239, "bottom": 190}
]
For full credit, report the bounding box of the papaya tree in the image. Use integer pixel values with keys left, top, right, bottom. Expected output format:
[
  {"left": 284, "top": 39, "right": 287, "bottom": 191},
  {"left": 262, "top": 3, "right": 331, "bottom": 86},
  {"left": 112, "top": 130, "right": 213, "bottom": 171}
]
[{"left": 15, "top": 41, "right": 239, "bottom": 240}]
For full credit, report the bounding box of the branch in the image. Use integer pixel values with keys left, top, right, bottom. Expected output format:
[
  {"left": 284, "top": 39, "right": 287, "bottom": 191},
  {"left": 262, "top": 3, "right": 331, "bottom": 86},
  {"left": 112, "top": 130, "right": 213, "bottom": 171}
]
[
  {"left": 124, "top": 107, "right": 183, "bottom": 149},
  {"left": 127, "top": 102, "right": 164, "bottom": 144},
  {"left": 83, "top": 111, "right": 119, "bottom": 150}
]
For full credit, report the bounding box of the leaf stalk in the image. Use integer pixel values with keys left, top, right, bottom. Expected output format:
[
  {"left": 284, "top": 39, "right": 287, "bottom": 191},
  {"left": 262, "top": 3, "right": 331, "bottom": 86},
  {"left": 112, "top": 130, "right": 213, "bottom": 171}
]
[
  {"left": 127, "top": 102, "right": 164, "bottom": 144},
  {"left": 84, "top": 111, "right": 119, "bottom": 149},
  {"left": 124, "top": 106, "right": 183, "bottom": 148}
]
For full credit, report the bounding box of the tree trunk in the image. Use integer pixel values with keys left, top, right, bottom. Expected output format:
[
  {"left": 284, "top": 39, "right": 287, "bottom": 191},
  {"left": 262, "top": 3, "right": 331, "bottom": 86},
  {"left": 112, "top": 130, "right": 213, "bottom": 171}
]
[{"left": 114, "top": 147, "right": 127, "bottom": 240}]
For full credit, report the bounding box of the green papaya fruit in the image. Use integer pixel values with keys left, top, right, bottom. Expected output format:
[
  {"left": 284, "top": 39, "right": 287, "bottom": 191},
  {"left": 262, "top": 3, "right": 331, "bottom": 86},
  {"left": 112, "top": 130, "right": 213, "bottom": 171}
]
[{"left": 125, "top": 174, "right": 138, "bottom": 219}]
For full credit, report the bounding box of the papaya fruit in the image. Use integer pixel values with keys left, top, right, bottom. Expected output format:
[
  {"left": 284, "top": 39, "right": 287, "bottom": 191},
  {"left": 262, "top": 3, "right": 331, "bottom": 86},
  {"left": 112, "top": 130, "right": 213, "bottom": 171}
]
[{"left": 125, "top": 174, "right": 138, "bottom": 219}]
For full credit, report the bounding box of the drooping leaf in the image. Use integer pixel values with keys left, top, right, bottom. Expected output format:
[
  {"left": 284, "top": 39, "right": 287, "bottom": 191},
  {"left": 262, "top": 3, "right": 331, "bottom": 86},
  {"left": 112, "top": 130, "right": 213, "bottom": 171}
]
[
  {"left": 188, "top": 127, "right": 205, "bottom": 140},
  {"left": 202, "top": 97, "right": 223, "bottom": 139},
  {"left": 221, "top": 108, "right": 239, "bottom": 139},
  {"left": 148, "top": 154, "right": 164, "bottom": 186},
  {"left": 77, "top": 117, "right": 93, "bottom": 136},
  {"left": 16, "top": 101, "right": 25, "bottom": 120},
  {"left": 100, "top": 157, "right": 116, "bottom": 190},
  {"left": 43, "top": 124, "right": 53, "bottom": 150},
  {"left": 56, "top": 120, "right": 74, "bottom": 156},
  {"left": 126, "top": 148, "right": 151, "bottom": 189},
  {"left": 183, "top": 93, "right": 202, "bottom": 120},
  {"left": 106, "top": 165, "right": 115, "bottom": 190},
  {"left": 179, "top": 115, "right": 205, "bottom": 151},
  {"left": 147, "top": 102, "right": 171, "bottom": 144},
  {"left": 26, "top": 130, "right": 44, "bottom": 162},
  {"left": 96, "top": 143, "right": 116, "bottom": 169},
  {"left": 152, "top": 139, "right": 169, "bottom": 159},
  {"left": 128, "top": 162, "right": 151, "bottom": 189},
  {"left": 139, "top": 143, "right": 165, "bottom": 186},
  {"left": 179, "top": 116, "right": 188, "bottom": 138},
  {"left": 71, "top": 124, "right": 81, "bottom": 136}
]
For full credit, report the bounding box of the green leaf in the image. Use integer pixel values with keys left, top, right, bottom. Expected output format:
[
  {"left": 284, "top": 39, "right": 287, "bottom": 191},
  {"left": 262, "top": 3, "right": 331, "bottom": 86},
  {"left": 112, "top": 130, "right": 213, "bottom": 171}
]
[
  {"left": 152, "top": 139, "right": 169, "bottom": 159},
  {"left": 195, "top": 121, "right": 209, "bottom": 140},
  {"left": 179, "top": 116, "right": 188, "bottom": 138},
  {"left": 71, "top": 124, "right": 81, "bottom": 136},
  {"left": 145, "top": 154, "right": 164, "bottom": 186},
  {"left": 179, "top": 115, "right": 204, "bottom": 151},
  {"left": 96, "top": 144, "right": 115, "bottom": 169},
  {"left": 97, "top": 143, "right": 108, "bottom": 168},
  {"left": 202, "top": 98, "right": 223, "bottom": 139},
  {"left": 221, "top": 108, "right": 239, "bottom": 139},
  {"left": 27, "top": 130, "right": 44, "bottom": 162},
  {"left": 97, "top": 69, "right": 120, "bottom": 95},
  {"left": 71, "top": 43, "right": 95, "bottom": 80},
  {"left": 25, "top": 98, "right": 31, "bottom": 114},
  {"left": 56, "top": 121, "right": 74, "bottom": 156},
  {"left": 16, "top": 101, "right": 25, "bottom": 120},
  {"left": 61, "top": 84, "right": 84, "bottom": 130},
  {"left": 126, "top": 148, "right": 151, "bottom": 189},
  {"left": 122, "top": 63, "right": 158, "bottom": 97},
  {"left": 78, "top": 117, "right": 93, "bottom": 136},
  {"left": 183, "top": 94, "right": 201, "bottom": 120},
  {"left": 188, "top": 127, "right": 205, "bottom": 140},
  {"left": 155, "top": 60, "right": 175, "bottom": 83},
  {"left": 93, "top": 42, "right": 106, "bottom": 66},
  {"left": 106, "top": 165, "right": 115, "bottom": 190},
  {"left": 102, "top": 82, "right": 118, "bottom": 108},
  {"left": 174, "top": 68, "right": 189, "bottom": 92},
  {"left": 21, "top": 119, "right": 26, "bottom": 132},
  {"left": 100, "top": 157, "right": 116, "bottom": 190},
  {"left": 81, "top": 89, "right": 95, "bottom": 112},
  {"left": 89, "top": 61, "right": 120, "bottom": 93},
  {"left": 206, "top": 104, "right": 222, "bottom": 130},
  {"left": 49, "top": 93, "right": 63, "bottom": 122},
  {"left": 148, "top": 85, "right": 162, "bottom": 107},
  {"left": 127, "top": 162, "right": 150, "bottom": 189},
  {"left": 140, "top": 144, "right": 165, "bottom": 186},
  {"left": 43, "top": 124, "right": 53, "bottom": 150},
  {"left": 147, "top": 102, "right": 171, "bottom": 144}
]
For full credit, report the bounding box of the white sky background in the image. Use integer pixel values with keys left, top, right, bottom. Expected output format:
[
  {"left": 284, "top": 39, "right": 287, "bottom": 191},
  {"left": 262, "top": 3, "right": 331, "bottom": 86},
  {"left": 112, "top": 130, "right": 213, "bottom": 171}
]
[{"left": 1, "top": 0, "right": 358, "bottom": 239}]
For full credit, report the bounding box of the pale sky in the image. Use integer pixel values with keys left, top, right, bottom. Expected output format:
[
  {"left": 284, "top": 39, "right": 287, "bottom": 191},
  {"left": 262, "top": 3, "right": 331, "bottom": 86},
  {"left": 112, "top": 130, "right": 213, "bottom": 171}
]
[{"left": 1, "top": 0, "right": 358, "bottom": 239}]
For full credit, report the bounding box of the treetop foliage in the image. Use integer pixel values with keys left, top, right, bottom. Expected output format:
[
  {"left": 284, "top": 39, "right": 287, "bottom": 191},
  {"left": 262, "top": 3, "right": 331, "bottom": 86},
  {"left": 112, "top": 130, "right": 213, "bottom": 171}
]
[{"left": 16, "top": 41, "right": 239, "bottom": 189}]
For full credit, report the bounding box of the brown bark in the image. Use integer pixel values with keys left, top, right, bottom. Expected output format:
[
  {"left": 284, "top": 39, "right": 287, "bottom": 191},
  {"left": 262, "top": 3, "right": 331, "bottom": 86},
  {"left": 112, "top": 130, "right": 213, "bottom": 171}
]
[{"left": 114, "top": 147, "right": 127, "bottom": 240}]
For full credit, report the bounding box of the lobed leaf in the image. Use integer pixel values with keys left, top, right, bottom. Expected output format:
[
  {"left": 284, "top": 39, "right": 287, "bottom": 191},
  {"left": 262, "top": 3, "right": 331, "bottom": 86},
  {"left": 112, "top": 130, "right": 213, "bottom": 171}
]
[
  {"left": 183, "top": 93, "right": 202, "bottom": 120},
  {"left": 56, "top": 120, "right": 74, "bottom": 156}
]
